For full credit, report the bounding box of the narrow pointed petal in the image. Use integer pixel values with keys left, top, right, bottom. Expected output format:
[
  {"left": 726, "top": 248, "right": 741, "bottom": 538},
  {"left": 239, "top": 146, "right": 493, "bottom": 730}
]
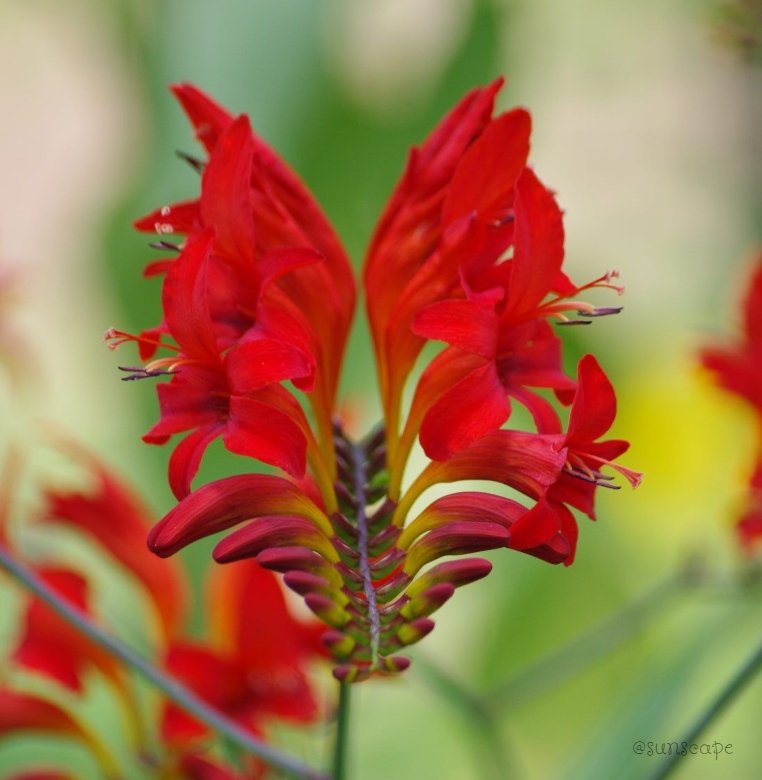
[
  {"left": 171, "top": 83, "right": 234, "bottom": 153},
  {"left": 442, "top": 108, "right": 531, "bottom": 225},
  {"left": 200, "top": 116, "right": 256, "bottom": 264},
  {"left": 167, "top": 423, "right": 224, "bottom": 500},
  {"left": 567, "top": 354, "right": 618, "bottom": 443},
  {"left": 134, "top": 199, "right": 201, "bottom": 235},
  {"left": 224, "top": 396, "right": 308, "bottom": 478},
  {"left": 505, "top": 168, "right": 565, "bottom": 317}
]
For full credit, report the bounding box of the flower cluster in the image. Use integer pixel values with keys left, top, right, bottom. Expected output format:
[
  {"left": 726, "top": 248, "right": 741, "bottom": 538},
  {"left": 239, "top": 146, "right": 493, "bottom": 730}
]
[
  {"left": 700, "top": 253, "right": 762, "bottom": 550},
  {"left": 111, "top": 80, "right": 640, "bottom": 683},
  {"left": 0, "top": 446, "right": 323, "bottom": 778}
]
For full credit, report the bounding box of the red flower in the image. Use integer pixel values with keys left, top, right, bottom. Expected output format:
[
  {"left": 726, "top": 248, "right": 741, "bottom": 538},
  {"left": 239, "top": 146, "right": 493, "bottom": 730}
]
[
  {"left": 700, "top": 254, "right": 762, "bottom": 550},
  {"left": 116, "top": 80, "right": 640, "bottom": 682},
  {"left": 700, "top": 255, "right": 762, "bottom": 412},
  {"left": 162, "top": 558, "right": 323, "bottom": 743}
]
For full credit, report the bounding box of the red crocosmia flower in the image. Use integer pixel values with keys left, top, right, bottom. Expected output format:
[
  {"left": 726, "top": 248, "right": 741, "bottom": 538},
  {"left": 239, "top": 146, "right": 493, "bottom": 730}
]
[
  {"left": 700, "top": 255, "right": 762, "bottom": 550},
  {"left": 12, "top": 568, "right": 121, "bottom": 691},
  {"left": 117, "top": 80, "right": 640, "bottom": 682},
  {"left": 410, "top": 169, "right": 620, "bottom": 463},
  {"left": 42, "top": 447, "right": 187, "bottom": 637},
  {"left": 116, "top": 232, "right": 318, "bottom": 499},
  {"left": 134, "top": 84, "right": 356, "bottom": 455},
  {"left": 700, "top": 256, "right": 762, "bottom": 412},
  {"left": 162, "top": 559, "right": 322, "bottom": 743}
]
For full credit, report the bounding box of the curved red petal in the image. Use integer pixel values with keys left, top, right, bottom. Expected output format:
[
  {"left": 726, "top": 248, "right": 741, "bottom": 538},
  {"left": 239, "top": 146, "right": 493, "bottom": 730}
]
[
  {"left": 442, "top": 107, "right": 531, "bottom": 225},
  {"left": 171, "top": 83, "right": 234, "bottom": 153},
  {"left": 224, "top": 396, "right": 308, "bottom": 478},
  {"left": 147, "top": 475, "right": 328, "bottom": 557},
  {"left": 420, "top": 363, "right": 511, "bottom": 460}
]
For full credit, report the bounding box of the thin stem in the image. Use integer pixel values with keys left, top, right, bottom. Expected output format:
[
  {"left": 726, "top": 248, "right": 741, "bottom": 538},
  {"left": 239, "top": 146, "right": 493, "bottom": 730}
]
[
  {"left": 0, "top": 544, "right": 327, "bottom": 780},
  {"left": 647, "top": 634, "right": 762, "bottom": 780},
  {"left": 332, "top": 680, "right": 351, "bottom": 780}
]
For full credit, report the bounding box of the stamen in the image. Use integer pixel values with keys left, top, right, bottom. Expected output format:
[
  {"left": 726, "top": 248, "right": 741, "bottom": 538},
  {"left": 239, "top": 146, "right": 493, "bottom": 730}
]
[
  {"left": 104, "top": 328, "right": 179, "bottom": 353},
  {"left": 175, "top": 149, "right": 206, "bottom": 173},
  {"left": 118, "top": 366, "right": 179, "bottom": 381},
  {"left": 563, "top": 466, "right": 621, "bottom": 489},
  {"left": 148, "top": 241, "right": 182, "bottom": 252}
]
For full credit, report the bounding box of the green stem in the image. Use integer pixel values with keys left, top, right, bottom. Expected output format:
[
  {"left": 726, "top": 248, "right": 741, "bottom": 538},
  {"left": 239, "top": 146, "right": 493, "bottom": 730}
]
[
  {"left": 332, "top": 681, "right": 351, "bottom": 780},
  {"left": 0, "top": 544, "right": 327, "bottom": 780},
  {"left": 647, "top": 634, "right": 762, "bottom": 780}
]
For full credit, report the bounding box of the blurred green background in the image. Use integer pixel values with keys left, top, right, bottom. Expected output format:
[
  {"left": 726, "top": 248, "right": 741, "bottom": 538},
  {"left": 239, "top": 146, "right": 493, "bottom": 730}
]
[{"left": 0, "top": 0, "right": 761, "bottom": 778}]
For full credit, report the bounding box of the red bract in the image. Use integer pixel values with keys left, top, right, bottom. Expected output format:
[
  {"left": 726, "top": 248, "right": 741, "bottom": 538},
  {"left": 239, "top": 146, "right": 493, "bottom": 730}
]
[
  {"left": 115, "top": 80, "right": 639, "bottom": 682},
  {"left": 700, "top": 254, "right": 762, "bottom": 550}
]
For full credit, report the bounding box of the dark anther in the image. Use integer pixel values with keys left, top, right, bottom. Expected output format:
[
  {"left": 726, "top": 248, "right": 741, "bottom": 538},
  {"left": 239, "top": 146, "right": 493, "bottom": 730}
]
[
  {"left": 148, "top": 240, "right": 182, "bottom": 252},
  {"left": 563, "top": 466, "right": 621, "bottom": 489},
  {"left": 118, "top": 366, "right": 178, "bottom": 382},
  {"left": 557, "top": 319, "right": 592, "bottom": 326},
  {"left": 175, "top": 149, "right": 206, "bottom": 173},
  {"left": 579, "top": 306, "right": 623, "bottom": 317}
]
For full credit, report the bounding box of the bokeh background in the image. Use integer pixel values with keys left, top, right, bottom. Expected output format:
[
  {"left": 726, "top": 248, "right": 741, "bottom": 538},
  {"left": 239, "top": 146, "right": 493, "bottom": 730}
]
[{"left": 0, "top": 0, "right": 761, "bottom": 778}]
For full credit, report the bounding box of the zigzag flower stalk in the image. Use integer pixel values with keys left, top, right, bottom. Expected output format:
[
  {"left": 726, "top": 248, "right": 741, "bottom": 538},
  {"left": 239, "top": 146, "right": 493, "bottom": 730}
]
[{"left": 110, "top": 80, "right": 641, "bottom": 683}]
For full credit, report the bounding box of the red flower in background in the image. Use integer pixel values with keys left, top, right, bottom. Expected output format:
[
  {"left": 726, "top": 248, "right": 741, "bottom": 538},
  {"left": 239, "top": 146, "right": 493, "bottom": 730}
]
[
  {"left": 700, "top": 253, "right": 762, "bottom": 550},
  {"left": 112, "top": 80, "right": 640, "bottom": 682},
  {"left": 0, "top": 447, "right": 325, "bottom": 777}
]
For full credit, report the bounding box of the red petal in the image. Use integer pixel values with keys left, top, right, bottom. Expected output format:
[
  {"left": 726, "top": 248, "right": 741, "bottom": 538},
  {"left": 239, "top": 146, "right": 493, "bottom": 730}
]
[
  {"left": 504, "top": 168, "right": 564, "bottom": 317},
  {"left": 424, "top": 430, "right": 566, "bottom": 501},
  {"left": 224, "top": 396, "right": 308, "bottom": 477},
  {"left": 167, "top": 423, "right": 224, "bottom": 500},
  {"left": 147, "top": 475, "right": 328, "bottom": 557},
  {"left": 162, "top": 642, "right": 248, "bottom": 744},
  {"left": 143, "top": 374, "right": 223, "bottom": 442},
  {"left": 404, "top": 520, "right": 510, "bottom": 575},
  {"left": 171, "top": 83, "right": 234, "bottom": 153},
  {"left": 443, "top": 108, "right": 531, "bottom": 225},
  {"left": 226, "top": 338, "right": 314, "bottom": 393},
  {"left": 162, "top": 232, "right": 219, "bottom": 360},
  {"left": 0, "top": 691, "right": 82, "bottom": 735},
  {"left": 212, "top": 516, "right": 335, "bottom": 563},
  {"left": 45, "top": 452, "right": 188, "bottom": 636},
  {"left": 567, "top": 355, "right": 617, "bottom": 445},
  {"left": 412, "top": 298, "right": 498, "bottom": 357},
  {"left": 134, "top": 199, "right": 201, "bottom": 235},
  {"left": 205, "top": 559, "right": 322, "bottom": 722},
  {"left": 419, "top": 362, "right": 511, "bottom": 460},
  {"left": 200, "top": 116, "right": 256, "bottom": 265}
]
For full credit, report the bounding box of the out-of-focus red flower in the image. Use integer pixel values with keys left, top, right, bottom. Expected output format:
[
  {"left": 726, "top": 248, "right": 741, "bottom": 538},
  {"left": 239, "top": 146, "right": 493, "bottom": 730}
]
[
  {"left": 42, "top": 445, "right": 187, "bottom": 636},
  {"left": 162, "top": 558, "right": 323, "bottom": 743},
  {"left": 12, "top": 568, "right": 120, "bottom": 691},
  {"left": 701, "top": 256, "right": 762, "bottom": 412},
  {"left": 700, "top": 255, "right": 762, "bottom": 550}
]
